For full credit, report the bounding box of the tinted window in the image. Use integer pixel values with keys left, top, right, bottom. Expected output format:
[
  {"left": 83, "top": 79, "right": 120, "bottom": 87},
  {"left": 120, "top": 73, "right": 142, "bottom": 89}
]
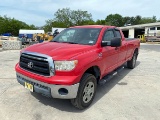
[
  {"left": 157, "top": 27, "right": 160, "bottom": 30},
  {"left": 103, "top": 30, "right": 115, "bottom": 41},
  {"left": 51, "top": 28, "right": 101, "bottom": 45},
  {"left": 115, "top": 30, "right": 122, "bottom": 38},
  {"left": 150, "top": 27, "right": 155, "bottom": 30}
]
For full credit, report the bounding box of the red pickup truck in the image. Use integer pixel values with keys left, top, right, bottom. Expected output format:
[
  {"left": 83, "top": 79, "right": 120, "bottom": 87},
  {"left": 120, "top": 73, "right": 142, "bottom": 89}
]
[{"left": 15, "top": 25, "right": 140, "bottom": 109}]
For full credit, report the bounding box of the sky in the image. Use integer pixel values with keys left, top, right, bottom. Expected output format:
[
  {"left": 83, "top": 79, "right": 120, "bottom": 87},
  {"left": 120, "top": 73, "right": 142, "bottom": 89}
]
[{"left": 0, "top": 0, "right": 160, "bottom": 26}]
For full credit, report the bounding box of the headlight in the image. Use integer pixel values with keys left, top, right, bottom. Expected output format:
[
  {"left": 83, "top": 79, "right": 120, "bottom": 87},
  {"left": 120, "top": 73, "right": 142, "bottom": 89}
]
[{"left": 54, "top": 60, "right": 78, "bottom": 71}]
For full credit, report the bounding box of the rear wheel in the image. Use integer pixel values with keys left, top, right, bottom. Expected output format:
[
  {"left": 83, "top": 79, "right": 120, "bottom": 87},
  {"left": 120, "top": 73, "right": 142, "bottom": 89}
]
[
  {"left": 71, "top": 73, "right": 97, "bottom": 109},
  {"left": 127, "top": 51, "right": 138, "bottom": 69}
]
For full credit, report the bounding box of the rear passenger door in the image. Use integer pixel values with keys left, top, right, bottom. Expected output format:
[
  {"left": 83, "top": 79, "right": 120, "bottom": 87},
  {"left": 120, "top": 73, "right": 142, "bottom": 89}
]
[{"left": 101, "top": 29, "right": 119, "bottom": 75}]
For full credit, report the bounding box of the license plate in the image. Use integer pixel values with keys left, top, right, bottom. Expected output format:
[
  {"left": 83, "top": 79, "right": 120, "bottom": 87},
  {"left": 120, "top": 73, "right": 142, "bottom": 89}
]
[{"left": 25, "top": 82, "right": 33, "bottom": 92}]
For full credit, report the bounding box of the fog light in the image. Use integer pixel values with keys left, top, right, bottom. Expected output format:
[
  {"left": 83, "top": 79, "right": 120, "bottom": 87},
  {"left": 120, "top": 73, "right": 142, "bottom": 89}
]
[{"left": 58, "top": 88, "right": 68, "bottom": 95}]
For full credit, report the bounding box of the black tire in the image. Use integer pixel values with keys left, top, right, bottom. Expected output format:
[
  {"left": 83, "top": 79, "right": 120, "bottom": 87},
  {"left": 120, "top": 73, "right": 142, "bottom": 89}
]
[
  {"left": 127, "top": 51, "right": 138, "bottom": 69},
  {"left": 71, "top": 73, "right": 97, "bottom": 109}
]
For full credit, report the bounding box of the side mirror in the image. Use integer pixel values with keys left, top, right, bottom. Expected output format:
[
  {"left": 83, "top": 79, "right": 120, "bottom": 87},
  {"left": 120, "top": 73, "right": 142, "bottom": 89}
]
[
  {"left": 101, "top": 38, "right": 121, "bottom": 47},
  {"left": 111, "top": 37, "right": 121, "bottom": 47}
]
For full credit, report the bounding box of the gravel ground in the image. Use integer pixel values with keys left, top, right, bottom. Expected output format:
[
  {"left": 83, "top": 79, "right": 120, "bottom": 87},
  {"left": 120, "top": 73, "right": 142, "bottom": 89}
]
[{"left": 0, "top": 44, "right": 160, "bottom": 120}]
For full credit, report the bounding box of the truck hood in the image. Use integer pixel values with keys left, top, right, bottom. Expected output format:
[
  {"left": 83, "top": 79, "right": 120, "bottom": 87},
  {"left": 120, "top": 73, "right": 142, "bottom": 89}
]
[{"left": 24, "top": 42, "right": 94, "bottom": 60}]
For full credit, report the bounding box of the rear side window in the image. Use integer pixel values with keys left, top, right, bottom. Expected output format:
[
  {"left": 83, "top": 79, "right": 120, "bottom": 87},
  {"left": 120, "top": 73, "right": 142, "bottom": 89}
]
[
  {"left": 103, "top": 30, "right": 115, "bottom": 41},
  {"left": 115, "top": 30, "right": 122, "bottom": 38}
]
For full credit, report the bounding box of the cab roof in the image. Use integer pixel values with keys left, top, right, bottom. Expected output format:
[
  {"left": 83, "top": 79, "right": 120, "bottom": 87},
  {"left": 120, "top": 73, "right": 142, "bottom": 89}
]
[{"left": 70, "top": 25, "right": 116, "bottom": 29}]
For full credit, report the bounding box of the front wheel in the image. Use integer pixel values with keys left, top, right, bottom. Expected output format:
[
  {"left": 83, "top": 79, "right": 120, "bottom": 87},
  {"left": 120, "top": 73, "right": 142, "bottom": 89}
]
[{"left": 71, "top": 73, "right": 97, "bottom": 109}]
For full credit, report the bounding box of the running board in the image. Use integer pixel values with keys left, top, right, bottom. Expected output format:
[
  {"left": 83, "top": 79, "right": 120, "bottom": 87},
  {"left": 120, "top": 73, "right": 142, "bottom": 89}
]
[{"left": 98, "top": 66, "right": 124, "bottom": 85}]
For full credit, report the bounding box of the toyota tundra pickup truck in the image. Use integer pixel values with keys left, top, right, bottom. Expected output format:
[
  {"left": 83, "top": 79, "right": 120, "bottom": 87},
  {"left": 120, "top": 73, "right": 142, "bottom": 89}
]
[{"left": 15, "top": 25, "right": 140, "bottom": 109}]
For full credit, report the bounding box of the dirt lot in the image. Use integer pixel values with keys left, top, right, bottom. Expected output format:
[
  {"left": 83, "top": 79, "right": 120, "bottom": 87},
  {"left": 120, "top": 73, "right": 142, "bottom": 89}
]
[{"left": 0, "top": 44, "right": 160, "bottom": 120}]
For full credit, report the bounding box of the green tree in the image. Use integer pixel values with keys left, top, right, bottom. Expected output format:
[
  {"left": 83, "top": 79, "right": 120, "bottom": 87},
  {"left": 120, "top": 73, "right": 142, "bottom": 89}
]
[
  {"left": 105, "top": 14, "right": 124, "bottom": 27},
  {"left": 54, "top": 8, "right": 72, "bottom": 27},
  {"left": 0, "top": 15, "right": 36, "bottom": 36},
  {"left": 78, "top": 20, "right": 95, "bottom": 25},
  {"left": 105, "top": 14, "right": 157, "bottom": 27},
  {"left": 139, "top": 16, "right": 157, "bottom": 24},
  {"left": 95, "top": 19, "right": 108, "bottom": 25},
  {"left": 123, "top": 16, "right": 141, "bottom": 26},
  {"left": 123, "top": 15, "right": 157, "bottom": 26},
  {"left": 44, "top": 8, "right": 94, "bottom": 32},
  {"left": 134, "top": 15, "right": 142, "bottom": 24},
  {"left": 71, "top": 9, "right": 92, "bottom": 25},
  {"left": 43, "top": 19, "right": 67, "bottom": 32}
]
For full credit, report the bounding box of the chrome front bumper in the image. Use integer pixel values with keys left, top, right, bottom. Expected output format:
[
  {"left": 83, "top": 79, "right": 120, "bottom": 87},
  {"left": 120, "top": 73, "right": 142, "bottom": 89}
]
[{"left": 16, "top": 73, "right": 79, "bottom": 99}]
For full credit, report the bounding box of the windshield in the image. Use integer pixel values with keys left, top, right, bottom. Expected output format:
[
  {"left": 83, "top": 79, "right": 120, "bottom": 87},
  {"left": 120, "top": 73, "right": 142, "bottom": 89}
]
[{"left": 51, "top": 28, "right": 101, "bottom": 45}]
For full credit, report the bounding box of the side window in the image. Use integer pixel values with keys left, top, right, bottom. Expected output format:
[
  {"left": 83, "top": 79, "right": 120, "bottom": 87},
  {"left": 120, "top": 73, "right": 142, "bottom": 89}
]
[
  {"left": 115, "top": 30, "right": 122, "bottom": 38},
  {"left": 103, "top": 30, "right": 115, "bottom": 41}
]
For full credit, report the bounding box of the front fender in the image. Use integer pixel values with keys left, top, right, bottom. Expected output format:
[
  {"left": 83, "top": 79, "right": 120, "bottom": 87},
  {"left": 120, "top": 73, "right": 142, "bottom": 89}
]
[{"left": 72, "top": 49, "right": 102, "bottom": 81}]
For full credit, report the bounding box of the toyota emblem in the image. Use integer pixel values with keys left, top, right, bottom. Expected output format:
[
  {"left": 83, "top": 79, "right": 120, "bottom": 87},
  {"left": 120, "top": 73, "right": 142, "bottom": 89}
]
[{"left": 28, "top": 62, "right": 34, "bottom": 68}]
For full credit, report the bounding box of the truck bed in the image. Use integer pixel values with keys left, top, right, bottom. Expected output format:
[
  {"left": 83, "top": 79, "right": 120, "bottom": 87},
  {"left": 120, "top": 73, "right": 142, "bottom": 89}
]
[{"left": 125, "top": 38, "right": 138, "bottom": 41}]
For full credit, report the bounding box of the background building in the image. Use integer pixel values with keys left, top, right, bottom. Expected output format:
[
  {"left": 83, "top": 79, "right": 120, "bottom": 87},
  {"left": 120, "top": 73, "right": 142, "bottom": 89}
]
[{"left": 120, "top": 22, "right": 160, "bottom": 40}]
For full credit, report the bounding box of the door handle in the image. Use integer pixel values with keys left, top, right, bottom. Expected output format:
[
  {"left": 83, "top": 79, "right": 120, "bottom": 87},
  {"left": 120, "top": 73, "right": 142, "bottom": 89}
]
[{"left": 115, "top": 47, "right": 119, "bottom": 50}]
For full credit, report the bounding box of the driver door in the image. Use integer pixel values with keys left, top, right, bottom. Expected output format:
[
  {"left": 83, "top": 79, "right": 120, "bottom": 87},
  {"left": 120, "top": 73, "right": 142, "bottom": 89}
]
[{"left": 101, "top": 29, "right": 119, "bottom": 75}]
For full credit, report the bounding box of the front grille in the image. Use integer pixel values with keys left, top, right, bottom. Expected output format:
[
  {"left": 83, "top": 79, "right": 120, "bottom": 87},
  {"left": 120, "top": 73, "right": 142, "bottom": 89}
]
[{"left": 20, "top": 53, "right": 50, "bottom": 76}]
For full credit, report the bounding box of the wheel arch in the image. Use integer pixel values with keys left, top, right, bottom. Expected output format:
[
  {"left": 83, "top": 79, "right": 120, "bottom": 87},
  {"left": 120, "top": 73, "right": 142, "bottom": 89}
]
[
  {"left": 134, "top": 48, "right": 139, "bottom": 58},
  {"left": 82, "top": 66, "right": 101, "bottom": 84},
  {"left": 134, "top": 48, "right": 139, "bottom": 54}
]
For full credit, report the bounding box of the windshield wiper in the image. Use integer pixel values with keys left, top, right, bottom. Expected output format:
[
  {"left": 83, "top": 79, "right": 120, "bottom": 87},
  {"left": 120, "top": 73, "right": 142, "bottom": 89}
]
[
  {"left": 51, "top": 41, "right": 60, "bottom": 42},
  {"left": 61, "top": 42, "right": 79, "bottom": 44}
]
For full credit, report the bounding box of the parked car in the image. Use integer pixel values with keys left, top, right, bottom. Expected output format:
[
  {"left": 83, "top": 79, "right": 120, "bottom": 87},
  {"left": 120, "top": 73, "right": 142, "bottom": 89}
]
[{"left": 15, "top": 25, "right": 140, "bottom": 109}]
